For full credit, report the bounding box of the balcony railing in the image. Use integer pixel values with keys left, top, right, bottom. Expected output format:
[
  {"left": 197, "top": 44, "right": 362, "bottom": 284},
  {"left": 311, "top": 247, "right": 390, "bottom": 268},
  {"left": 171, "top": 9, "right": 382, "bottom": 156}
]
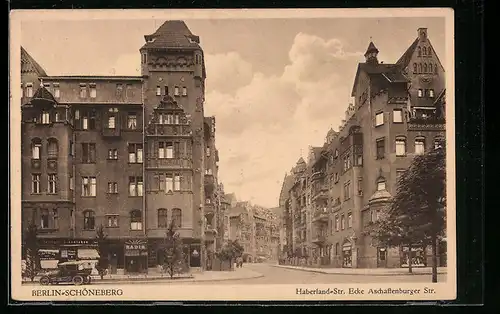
[
  {"left": 407, "top": 116, "right": 446, "bottom": 131},
  {"left": 311, "top": 171, "right": 325, "bottom": 182},
  {"left": 146, "top": 124, "right": 192, "bottom": 137},
  {"left": 312, "top": 208, "right": 329, "bottom": 223},
  {"left": 146, "top": 158, "right": 192, "bottom": 169},
  {"left": 313, "top": 186, "right": 329, "bottom": 202}
]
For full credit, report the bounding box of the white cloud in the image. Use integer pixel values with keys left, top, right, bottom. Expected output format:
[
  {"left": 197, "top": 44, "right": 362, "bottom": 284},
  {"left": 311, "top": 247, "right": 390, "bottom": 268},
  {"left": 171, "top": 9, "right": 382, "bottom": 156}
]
[
  {"left": 206, "top": 33, "right": 363, "bottom": 207},
  {"left": 205, "top": 52, "right": 254, "bottom": 94}
]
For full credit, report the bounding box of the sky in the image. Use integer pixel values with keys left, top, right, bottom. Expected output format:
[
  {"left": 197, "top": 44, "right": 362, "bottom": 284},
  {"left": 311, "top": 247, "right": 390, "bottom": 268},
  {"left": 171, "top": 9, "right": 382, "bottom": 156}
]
[{"left": 21, "top": 16, "right": 446, "bottom": 208}]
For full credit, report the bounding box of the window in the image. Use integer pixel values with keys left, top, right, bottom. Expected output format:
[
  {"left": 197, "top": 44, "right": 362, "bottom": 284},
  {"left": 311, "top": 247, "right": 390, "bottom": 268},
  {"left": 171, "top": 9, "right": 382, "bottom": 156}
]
[
  {"left": 129, "top": 176, "right": 143, "bottom": 197},
  {"left": 41, "top": 111, "right": 50, "bottom": 124},
  {"left": 130, "top": 210, "right": 142, "bottom": 230},
  {"left": 429, "top": 64, "right": 433, "bottom": 73},
  {"left": 164, "top": 86, "right": 169, "bottom": 95},
  {"left": 127, "top": 113, "right": 137, "bottom": 129},
  {"left": 47, "top": 139, "right": 58, "bottom": 159},
  {"left": 434, "top": 138, "right": 444, "bottom": 149},
  {"left": 344, "top": 182, "right": 351, "bottom": 200},
  {"left": 108, "top": 115, "right": 116, "bottom": 129},
  {"left": 334, "top": 173, "right": 339, "bottom": 183},
  {"left": 32, "top": 138, "right": 42, "bottom": 159},
  {"left": 53, "top": 209, "right": 58, "bottom": 229},
  {"left": 166, "top": 142, "right": 174, "bottom": 159},
  {"left": 89, "top": 84, "right": 97, "bottom": 98},
  {"left": 375, "top": 112, "right": 384, "bottom": 126},
  {"left": 126, "top": 84, "right": 133, "bottom": 98},
  {"left": 347, "top": 213, "right": 353, "bottom": 228},
  {"left": 334, "top": 149, "right": 339, "bottom": 159},
  {"left": 141, "top": 53, "right": 147, "bottom": 64},
  {"left": 377, "top": 179, "right": 386, "bottom": 191},
  {"left": 376, "top": 138, "right": 385, "bottom": 160},
  {"left": 80, "top": 84, "right": 87, "bottom": 98},
  {"left": 108, "top": 149, "right": 118, "bottom": 160},
  {"left": 206, "top": 147, "right": 211, "bottom": 157},
  {"left": 413, "top": 63, "right": 417, "bottom": 73},
  {"left": 393, "top": 109, "right": 403, "bottom": 123},
  {"left": 174, "top": 174, "right": 181, "bottom": 191},
  {"left": 423, "top": 63, "right": 427, "bottom": 73},
  {"left": 83, "top": 211, "right": 95, "bottom": 230},
  {"left": 341, "top": 214, "right": 345, "bottom": 230},
  {"left": 41, "top": 209, "right": 49, "bottom": 229},
  {"left": 165, "top": 175, "right": 174, "bottom": 192},
  {"left": 47, "top": 174, "right": 57, "bottom": 194},
  {"left": 354, "top": 154, "right": 363, "bottom": 166},
  {"left": 172, "top": 208, "right": 182, "bottom": 228},
  {"left": 415, "top": 137, "right": 426, "bottom": 155},
  {"left": 69, "top": 175, "right": 74, "bottom": 190},
  {"left": 423, "top": 47, "right": 427, "bottom": 56},
  {"left": 31, "top": 174, "right": 41, "bottom": 194},
  {"left": 429, "top": 89, "right": 435, "bottom": 98},
  {"left": 82, "top": 177, "right": 97, "bottom": 197},
  {"left": 107, "top": 182, "right": 118, "bottom": 194},
  {"left": 80, "top": 110, "right": 96, "bottom": 130},
  {"left": 156, "top": 86, "right": 161, "bottom": 96},
  {"left": 82, "top": 143, "right": 96, "bottom": 163},
  {"left": 116, "top": 84, "right": 123, "bottom": 97},
  {"left": 107, "top": 215, "right": 118, "bottom": 228},
  {"left": 182, "top": 87, "right": 187, "bottom": 96},
  {"left": 417, "top": 46, "right": 421, "bottom": 57},
  {"left": 26, "top": 83, "right": 33, "bottom": 97},
  {"left": 158, "top": 208, "right": 168, "bottom": 228},
  {"left": 357, "top": 178, "right": 363, "bottom": 196},
  {"left": 343, "top": 154, "right": 351, "bottom": 171},
  {"left": 396, "top": 137, "right": 407, "bottom": 156},
  {"left": 418, "top": 89, "right": 423, "bottom": 97},
  {"left": 128, "top": 143, "right": 143, "bottom": 163},
  {"left": 174, "top": 86, "right": 179, "bottom": 96}
]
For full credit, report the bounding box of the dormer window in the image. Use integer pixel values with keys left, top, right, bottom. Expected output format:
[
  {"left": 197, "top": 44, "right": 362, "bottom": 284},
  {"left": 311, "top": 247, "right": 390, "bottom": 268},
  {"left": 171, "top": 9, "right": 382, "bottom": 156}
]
[
  {"left": 174, "top": 86, "right": 179, "bottom": 96},
  {"left": 26, "top": 83, "right": 33, "bottom": 98},
  {"left": 53, "top": 83, "right": 60, "bottom": 98},
  {"left": 376, "top": 178, "right": 386, "bottom": 191},
  {"left": 79, "top": 84, "right": 87, "bottom": 98},
  {"left": 89, "top": 83, "right": 97, "bottom": 98}
]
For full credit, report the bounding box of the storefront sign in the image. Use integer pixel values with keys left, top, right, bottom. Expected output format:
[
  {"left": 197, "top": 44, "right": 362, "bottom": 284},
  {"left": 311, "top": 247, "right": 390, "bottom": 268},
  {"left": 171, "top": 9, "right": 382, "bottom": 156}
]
[
  {"left": 60, "top": 248, "right": 77, "bottom": 259},
  {"left": 125, "top": 244, "right": 147, "bottom": 250},
  {"left": 124, "top": 239, "right": 148, "bottom": 257}
]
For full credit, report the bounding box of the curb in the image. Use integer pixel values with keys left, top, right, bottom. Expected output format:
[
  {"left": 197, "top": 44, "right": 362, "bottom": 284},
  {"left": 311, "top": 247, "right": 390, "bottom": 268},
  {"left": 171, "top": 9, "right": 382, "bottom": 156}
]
[
  {"left": 272, "top": 265, "right": 447, "bottom": 276},
  {"left": 22, "top": 272, "right": 264, "bottom": 285}
]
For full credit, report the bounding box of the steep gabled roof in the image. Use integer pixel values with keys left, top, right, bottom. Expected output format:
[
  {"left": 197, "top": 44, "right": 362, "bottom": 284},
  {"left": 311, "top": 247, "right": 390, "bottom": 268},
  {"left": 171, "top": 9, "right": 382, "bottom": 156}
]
[
  {"left": 141, "top": 20, "right": 201, "bottom": 50},
  {"left": 31, "top": 86, "right": 57, "bottom": 104},
  {"left": 395, "top": 37, "right": 419, "bottom": 68},
  {"left": 21, "top": 47, "right": 47, "bottom": 76},
  {"left": 351, "top": 63, "right": 408, "bottom": 96}
]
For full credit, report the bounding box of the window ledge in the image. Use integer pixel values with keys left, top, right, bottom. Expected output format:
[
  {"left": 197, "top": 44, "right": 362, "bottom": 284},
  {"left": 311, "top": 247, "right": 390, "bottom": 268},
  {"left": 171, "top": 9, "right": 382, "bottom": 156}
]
[
  {"left": 83, "top": 229, "right": 96, "bottom": 231},
  {"left": 396, "top": 154, "right": 407, "bottom": 157},
  {"left": 81, "top": 196, "right": 97, "bottom": 198},
  {"left": 375, "top": 124, "right": 384, "bottom": 128},
  {"left": 106, "top": 226, "right": 119, "bottom": 228},
  {"left": 38, "top": 228, "right": 59, "bottom": 233}
]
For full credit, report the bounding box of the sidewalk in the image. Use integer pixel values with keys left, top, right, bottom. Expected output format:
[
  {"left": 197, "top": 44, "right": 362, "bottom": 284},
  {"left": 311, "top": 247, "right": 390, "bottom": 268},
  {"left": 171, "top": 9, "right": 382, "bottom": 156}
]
[
  {"left": 22, "top": 267, "right": 263, "bottom": 285},
  {"left": 273, "top": 264, "right": 447, "bottom": 276}
]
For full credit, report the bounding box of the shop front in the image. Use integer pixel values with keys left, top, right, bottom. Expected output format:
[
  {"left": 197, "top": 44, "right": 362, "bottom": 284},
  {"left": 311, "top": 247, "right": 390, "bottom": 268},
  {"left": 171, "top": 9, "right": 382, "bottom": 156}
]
[
  {"left": 401, "top": 245, "right": 427, "bottom": 268},
  {"left": 124, "top": 239, "right": 148, "bottom": 274},
  {"left": 190, "top": 244, "right": 201, "bottom": 267},
  {"left": 342, "top": 241, "right": 353, "bottom": 268}
]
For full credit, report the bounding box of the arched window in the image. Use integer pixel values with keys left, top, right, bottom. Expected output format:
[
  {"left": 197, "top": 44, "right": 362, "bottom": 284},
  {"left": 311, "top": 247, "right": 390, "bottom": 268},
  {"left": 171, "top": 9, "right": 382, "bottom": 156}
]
[
  {"left": 31, "top": 138, "right": 42, "bottom": 159},
  {"left": 434, "top": 64, "right": 438, "bottom": 74},
  {"left": 395, "top": 136, "right": 407, "bottom": 156},
  {"left": 130, "top": 210, "right": 142, "bottom": 230},
  {"left": 335, "top": 243, "right": 340, "bottom": 256},
  {"left": 83, "top": 210, "right": 95, "bottom": 230},
  {"left": 422, "top": 47, "right": 427, "bottom": 55},
  {"left": 47, "top": 138, "right": 59, "bottom": 159},
  {"left": 415, "top": 137, "right": 426, "bottom": 155},
  {"left": 423, "top": 63, "right": 428, "bottom": 73},
  {"left": 417, "top": 63, "right": 422, "bottom": 73},
  {"left": 376, "top": 177, "right": 386, "bottom": 191},
  {"left": 413, "top": 63, "right": 417, "bottom": 73},
  {"left": 429, "top": 63, "right": 433, "bottom": 73},
  {"left": 417, "top": 46, "right": 421, "bottom": 57},
  {"left": 158, "top": 208, "right": 168, "bottom": 228},
  {"left": 172, "top": 208, "right": 182, "bottom": 228}
]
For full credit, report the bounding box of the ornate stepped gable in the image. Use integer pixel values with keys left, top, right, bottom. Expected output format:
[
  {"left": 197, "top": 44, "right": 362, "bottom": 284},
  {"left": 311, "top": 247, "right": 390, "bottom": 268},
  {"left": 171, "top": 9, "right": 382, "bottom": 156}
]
[{"left": 145, "top": 95, "right": 192, "bottom": 136}]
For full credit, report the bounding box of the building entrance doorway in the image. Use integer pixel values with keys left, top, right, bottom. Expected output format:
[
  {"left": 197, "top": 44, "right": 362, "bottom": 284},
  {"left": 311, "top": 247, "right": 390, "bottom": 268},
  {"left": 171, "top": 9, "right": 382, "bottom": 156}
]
[
  {"left": 342, "top": 242, "right": 352, "bottom": 268},
  {"left": 377, "top": 247, "right": 387, "bottom": 268}
]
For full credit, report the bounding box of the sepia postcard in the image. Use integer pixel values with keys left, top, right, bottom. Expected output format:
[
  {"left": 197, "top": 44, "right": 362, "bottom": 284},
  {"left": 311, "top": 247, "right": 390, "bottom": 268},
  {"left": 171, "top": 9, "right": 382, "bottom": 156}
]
[{"left": 9, "top": 8, "right": 456, "bottom": 302}]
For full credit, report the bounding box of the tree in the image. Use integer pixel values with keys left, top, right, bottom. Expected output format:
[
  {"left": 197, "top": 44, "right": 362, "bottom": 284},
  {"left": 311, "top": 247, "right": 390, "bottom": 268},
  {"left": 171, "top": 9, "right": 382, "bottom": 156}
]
[
  {"left": 95, "top": 225, "right": 110, "bottom": 279},
  {"left": 24, "top": 221, "right": 40, "bottom": 282},
  {"left": 365, "top": 142, "right": 446, "bottom": 282},
  {"left": 162, "top": 220, "right": 186, "bottom": 279}
]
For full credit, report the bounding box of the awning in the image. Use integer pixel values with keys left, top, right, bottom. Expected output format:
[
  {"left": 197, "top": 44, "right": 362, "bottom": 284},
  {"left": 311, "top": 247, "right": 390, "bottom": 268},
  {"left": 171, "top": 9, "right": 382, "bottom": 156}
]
[{"left": 77, "top": 248, "right": 100, "bottom": 259}]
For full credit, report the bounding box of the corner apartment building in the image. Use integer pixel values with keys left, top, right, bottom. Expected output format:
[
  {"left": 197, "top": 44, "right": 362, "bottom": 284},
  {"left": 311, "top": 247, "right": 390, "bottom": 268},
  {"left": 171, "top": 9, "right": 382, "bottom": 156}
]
[
  {"left": 20, "top": 20, "right": 226, "bottom": 273},
  {"left": 281, "top": 28, "right": 447, "bottom": 269}
]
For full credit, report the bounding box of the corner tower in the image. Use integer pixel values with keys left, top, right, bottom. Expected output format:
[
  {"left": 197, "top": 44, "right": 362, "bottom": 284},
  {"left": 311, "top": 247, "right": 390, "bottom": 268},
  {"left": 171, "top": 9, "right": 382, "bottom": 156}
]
[{"left": 140, "top": 20, "right": 207, "bottom": 269}]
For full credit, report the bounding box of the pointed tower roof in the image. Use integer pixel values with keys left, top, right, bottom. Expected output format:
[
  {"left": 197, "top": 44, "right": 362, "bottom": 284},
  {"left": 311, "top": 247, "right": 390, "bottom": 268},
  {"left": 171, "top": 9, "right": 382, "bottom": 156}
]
[
  {"left": 29, "top": 84, "right": 58, "bottom": 109},
  {"left": 296, "top": 157, "right": 306, "bottom": 165},
  {"left": 142, "top": 20, "right": 201, "bottom": 50},
  {"left": 364, "top": 41, "right": 379, "bottom": 57},
  {"left": 21, "top": 47, "right": 47, "bottom": 76}
]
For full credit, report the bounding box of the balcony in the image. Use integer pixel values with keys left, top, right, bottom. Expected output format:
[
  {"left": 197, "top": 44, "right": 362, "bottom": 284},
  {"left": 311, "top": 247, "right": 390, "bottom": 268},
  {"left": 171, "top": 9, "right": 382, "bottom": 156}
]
[
  {"left": 146, "top": 158, "right": 192, "bottom": 170},
  {"left": 313, "top": 187, "right": 329, "bottom": 202},
  {"left": 312, "top": 208, "right": 329, "bottom": 223},
  {"left": 102, "top": 127, "right": 121, "bottom": 138},
  {"left": 311, "top": 171, "right": 325, "bottom": 182},
  {"left": 146, "top": 124, "right": 192, "bottom": 137},
  {"left": 312, "top": 234, "right": 327, "bottom": 244},
  {"left": 407, "top": 116, "right": 446, "bottom": 131},
  {"left": 205, "top": 201, "right": 215, "bottom": 214}
]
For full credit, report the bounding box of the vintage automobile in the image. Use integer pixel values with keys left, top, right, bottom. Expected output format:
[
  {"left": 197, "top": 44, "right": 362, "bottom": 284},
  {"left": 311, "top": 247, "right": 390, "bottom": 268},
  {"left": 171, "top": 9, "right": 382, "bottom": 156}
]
[{"left": 39, "top": 261, "right": 93, "bottom": 286}]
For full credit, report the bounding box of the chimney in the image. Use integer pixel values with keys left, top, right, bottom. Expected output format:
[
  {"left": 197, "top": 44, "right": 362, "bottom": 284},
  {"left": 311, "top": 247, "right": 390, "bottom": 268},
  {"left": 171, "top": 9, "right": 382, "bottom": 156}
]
[{"left": 418, "top": 28, "right": 428, "bottom": 41}]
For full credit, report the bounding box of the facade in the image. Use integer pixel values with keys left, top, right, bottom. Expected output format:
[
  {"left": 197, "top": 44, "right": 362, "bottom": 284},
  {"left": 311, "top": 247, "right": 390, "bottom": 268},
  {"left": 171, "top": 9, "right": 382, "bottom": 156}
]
[
  {"left": 20, "top": 20, "right": 226, "bottom": 273},
  {"left": 281, "top": 28, "right": 447, "bottom": 268}
]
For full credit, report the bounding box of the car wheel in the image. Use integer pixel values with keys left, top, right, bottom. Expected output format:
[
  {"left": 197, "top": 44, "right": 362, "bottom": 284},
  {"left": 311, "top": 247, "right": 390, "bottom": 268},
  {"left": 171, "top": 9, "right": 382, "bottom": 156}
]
[
  {"left": 39, "top": 276, "right": 50, "bottom": 286},
  {"left": 72, "top": 275, "right": 84, "bottom": 286}
]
